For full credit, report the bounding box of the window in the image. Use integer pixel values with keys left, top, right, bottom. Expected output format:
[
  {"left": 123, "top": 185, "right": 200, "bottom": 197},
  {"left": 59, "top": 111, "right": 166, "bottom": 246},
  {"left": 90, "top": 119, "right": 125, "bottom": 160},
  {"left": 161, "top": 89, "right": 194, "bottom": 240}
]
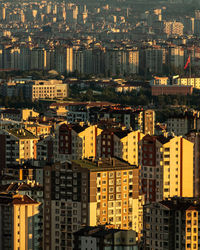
[
  {"left": 109, "top": 187, "right": 114, "bottom": 193},
  {"left": 116, "top": 172, "right": 121, "bottom": 177},
  {"left": 109, "top": 172, "right": 114, "bottom": 178},
  {"left": 116, "top": 194, "right": 121, "bottom": 199}
]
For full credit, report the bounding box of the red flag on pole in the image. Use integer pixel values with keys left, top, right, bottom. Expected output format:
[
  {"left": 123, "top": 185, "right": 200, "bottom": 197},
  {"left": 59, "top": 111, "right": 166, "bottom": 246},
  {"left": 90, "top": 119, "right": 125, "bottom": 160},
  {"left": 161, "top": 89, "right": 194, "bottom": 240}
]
[{"left": 184, "top": 56, "right": 191, "bottom": 70}]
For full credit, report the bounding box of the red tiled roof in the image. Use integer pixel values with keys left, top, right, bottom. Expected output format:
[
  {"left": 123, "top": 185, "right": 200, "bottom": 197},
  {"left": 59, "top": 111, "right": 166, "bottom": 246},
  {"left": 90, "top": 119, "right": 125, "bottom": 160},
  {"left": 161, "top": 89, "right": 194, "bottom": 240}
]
[{"left": 12, "top": 195, "right": 38, "bottom": 205}]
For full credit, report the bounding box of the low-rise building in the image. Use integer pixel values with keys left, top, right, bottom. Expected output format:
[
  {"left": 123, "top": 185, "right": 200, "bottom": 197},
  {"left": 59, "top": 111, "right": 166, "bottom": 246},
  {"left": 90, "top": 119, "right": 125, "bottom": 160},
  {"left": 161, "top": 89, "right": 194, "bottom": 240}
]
[
  {"left": 151, "top": 85, "right": 193, "bottom": 96},
  {"left": 176, "top": 77, "right": 200, "bottom": 89},
  {"left": 29, "top": 79, "right": 68, "bottom": 101},
  {"left": 0, "top": 79, "right": 68, "bottom": 101}
]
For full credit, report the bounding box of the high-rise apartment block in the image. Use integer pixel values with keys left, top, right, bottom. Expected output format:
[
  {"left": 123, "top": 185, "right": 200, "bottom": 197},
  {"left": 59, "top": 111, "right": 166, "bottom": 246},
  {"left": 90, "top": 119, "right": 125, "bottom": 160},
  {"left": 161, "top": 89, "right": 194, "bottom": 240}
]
[
  {"left": 143, "top": 197, "right": 200, "bottom": 250},
  {"left": 167, "top": 111, "right": 200, "bottom": 136},
  {"left": 48, "top": 122, "right": 147, "bottom": 166},
  {"left": 43, "top": 158, "right": 143, "bottom": 250},
  {"left": 139, "top": 135, "right": 194, "bottom": 203},
  {"left": 164, "top": 21, "right": 184, "bottom": 36},
  {"left": 99, "top": 108, "right": 155, "bottom": 134},
  {"left": 0, "top": 128, "right": 38, "bottom": 172},
  {"left": 0, "top": 193, "right": 41, "bottom": 250}
]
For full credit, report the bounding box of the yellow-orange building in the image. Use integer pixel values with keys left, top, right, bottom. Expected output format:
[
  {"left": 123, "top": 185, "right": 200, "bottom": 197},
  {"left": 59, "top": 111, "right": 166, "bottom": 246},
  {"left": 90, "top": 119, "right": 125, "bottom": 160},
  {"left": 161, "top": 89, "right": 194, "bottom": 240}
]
[
  {"left": 0, "top": 128, "right": 38, "bottom": 172},
  {"left": 24, "top": 122, "right": 51, "bottom": 136},
  {"left": 97, "top": 130, "right": 144, "bottom": 165},
  {"left": 162, "top": 136, "right": 193, "bottom": 198},
  {"left": 43, "top": 159, "right": 144, "bottom": 249},
  {"left": 139, "top": 135, "right": 194, "bottom": 203},
  {"left": 0, "top": 193, "right": 41, "bottom": 250},
  {"left": 54, "top": 122, "right": 103, "bottom": 162},
  {"left": 47, "top": 122, "right": 145, "bottom": 165}
]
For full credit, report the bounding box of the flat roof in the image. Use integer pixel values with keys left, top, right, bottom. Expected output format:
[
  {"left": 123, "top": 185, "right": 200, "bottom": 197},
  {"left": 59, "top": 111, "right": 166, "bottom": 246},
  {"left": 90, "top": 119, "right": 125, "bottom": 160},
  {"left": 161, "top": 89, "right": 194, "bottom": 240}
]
[
  {"left": 72, "top": 158, "right": 137, "bottom": 172},
  {"left": 7, "top": 128, "right": 38, "bottom": 140}
]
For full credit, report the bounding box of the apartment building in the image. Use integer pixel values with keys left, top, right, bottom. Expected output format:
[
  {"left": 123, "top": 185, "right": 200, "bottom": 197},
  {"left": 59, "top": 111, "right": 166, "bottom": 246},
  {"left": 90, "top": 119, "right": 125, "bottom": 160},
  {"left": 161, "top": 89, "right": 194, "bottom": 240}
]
[
  {"left": 96, "top": 129, "right": 144, "bottom": 165},
  {"left": 30, "top": 79, "right": 68, "bottom": 101},
  {"left": 143, "top": 110, "right": 155, "bottom": 135},
  {"left": 143, "top": 197, "right": 200, "bottom": 250},
  {"left": 166, "top": 111, "right": 200, "bottom": 136},
  {"left": 0, "top": 193, "right": 41, "bottom": 250},
  {"left": 185, "top": 132, "right": 200, "bottom": 198},
  {"left": 99, "top": 108, "right": 155, "bottom": 134},
  {"left": 0, "top": 128, "right": 38, "bottom": 173},
  {"left": 43, "top": 162, "right": 84, "bottom": 250},
  {"left": 164, "top": 21, "right": 184, "bottom": 36},
  {"left": 66, "top": 109, "right": 89, "bottom": 123},
  {"left": 3, "top": 161, "right": 44, "bottom": 185},
  {"left": 40, "top": 122, "right": 145, "bottom": 165},
  {"left": 74, "top": 225, "right": 138, "bottom": 250},
  {"left": 0, "top": 108, "right": 39, "bottom": 121},
  {"left": 37, "top": 135, "right": 54, "bottom": 163},
  {"left": 139, "top": 135, "right": 194, "bottom": 203},
  {"left": 0, "top": 79, "right": 68, "bottom": 101},
  {"left": 169, "top": 46, "right": 185, "bottom": 69},
  {"left": 145, "top": 47, "right": 165, "bottom": 74},
  {"left": 104, "top": 48, "right": 139, "bottom": 76},
  {"left": 30, "top": 47, "right": 47, "bottom": 70},
  {"left": 53, "top": 122, "right": 144, "bottom": 164},
  {"left": 54, "top": 122, "right": 102, "bottom": 162},
  {"left": 54, "top": 46, "right": 73, "bottom": 74},
  {"left": 43, "top": 158, "right": 143, "bottom": 250},
  {"left": 24, "top": 122, "right": 52, "bottom": 136},
  {"left": 0, "top": 181, "right": 43, "bottom": 247}
]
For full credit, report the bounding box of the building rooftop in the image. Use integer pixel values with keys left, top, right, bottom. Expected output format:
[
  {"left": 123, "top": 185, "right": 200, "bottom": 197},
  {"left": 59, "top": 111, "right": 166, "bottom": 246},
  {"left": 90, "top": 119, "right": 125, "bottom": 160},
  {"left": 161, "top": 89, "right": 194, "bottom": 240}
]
[
  {"left": 159, "top": 197, "right": 200, "bottom": 211},
  {"left": 74, "top": 225, "right": 133, "bottom": 238},
  {"left": 0, "top": 182, "right": 43, "bottom": 193},
  {"left": 12, "top": 194, "right": 39, "bottom": 205},
  {"left": 7, "top": 128, "right": 38, "bottom": 140},
  {"left": 72, "top": 158, "right": 137, "bottom": 172},
  {"left": 0, "top": 193, "right": 38, "bottom": 205}
]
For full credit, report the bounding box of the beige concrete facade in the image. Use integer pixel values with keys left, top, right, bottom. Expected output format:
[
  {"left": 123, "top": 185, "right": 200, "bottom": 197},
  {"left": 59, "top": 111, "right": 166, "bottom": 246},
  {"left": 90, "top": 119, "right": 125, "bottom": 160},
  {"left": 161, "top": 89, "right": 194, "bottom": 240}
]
[{"left": 32, "top": 79, "right": 68, "bottom": 101}]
